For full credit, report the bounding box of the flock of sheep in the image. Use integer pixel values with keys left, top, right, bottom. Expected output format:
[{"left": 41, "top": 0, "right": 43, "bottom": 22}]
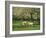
[{"left": 22, "top": 21, "right": 33, "bottom": 27}]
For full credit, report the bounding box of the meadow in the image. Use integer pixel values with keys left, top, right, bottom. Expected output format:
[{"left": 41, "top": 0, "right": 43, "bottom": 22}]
[{"left": 12, "top": 20, "right": 40, "bottom": 31}]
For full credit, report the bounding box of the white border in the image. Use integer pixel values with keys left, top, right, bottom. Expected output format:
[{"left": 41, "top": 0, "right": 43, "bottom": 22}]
[{"left": 10, "top": 4, "right": 43, "bottom": 34}]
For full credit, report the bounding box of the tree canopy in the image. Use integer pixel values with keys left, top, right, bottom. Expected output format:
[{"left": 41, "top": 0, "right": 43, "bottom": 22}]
[{"left": 12, "top": 7, "right": 40, "bottom": 20}]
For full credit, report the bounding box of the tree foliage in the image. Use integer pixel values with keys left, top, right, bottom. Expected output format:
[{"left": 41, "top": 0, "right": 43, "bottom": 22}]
[{"left": 12, "top": 7, "right": 40, "bottom": 21}]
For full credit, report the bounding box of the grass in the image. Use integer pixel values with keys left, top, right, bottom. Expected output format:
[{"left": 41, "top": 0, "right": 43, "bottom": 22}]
[{"left": 12, "top": 20, "right": 40, "bottom": 31}]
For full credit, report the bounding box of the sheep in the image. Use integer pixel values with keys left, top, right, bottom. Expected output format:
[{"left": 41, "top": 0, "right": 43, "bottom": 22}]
[
  {"left": 28, "top": 22, "right": 33, "bottom": 27},
  {"left": 22, "top": 21, "right": 27, "bottom": 26}
]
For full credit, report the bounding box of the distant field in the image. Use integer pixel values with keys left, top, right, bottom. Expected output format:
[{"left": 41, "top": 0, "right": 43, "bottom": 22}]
[{"left": 12, "top": 20, "right": 40, "bottom": 31}]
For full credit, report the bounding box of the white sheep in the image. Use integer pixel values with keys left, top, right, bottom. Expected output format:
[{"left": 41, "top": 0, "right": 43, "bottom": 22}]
[
  {"left": 22, "top": 21, "right": 27, "bottom": 26},
  {"left": 28, "top": 22, "right": 33, "bottom": 26}
]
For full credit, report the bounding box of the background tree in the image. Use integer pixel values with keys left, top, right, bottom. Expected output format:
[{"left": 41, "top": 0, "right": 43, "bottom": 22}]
[{"left": 12, "top": 7, "right": 40, "bottom": 22}]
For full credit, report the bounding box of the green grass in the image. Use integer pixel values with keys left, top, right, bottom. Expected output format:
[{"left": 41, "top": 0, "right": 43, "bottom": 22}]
[{"left": 12, "top": 20, "right": 40, "bottom": 31}]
